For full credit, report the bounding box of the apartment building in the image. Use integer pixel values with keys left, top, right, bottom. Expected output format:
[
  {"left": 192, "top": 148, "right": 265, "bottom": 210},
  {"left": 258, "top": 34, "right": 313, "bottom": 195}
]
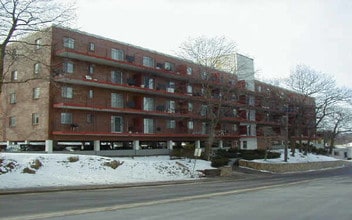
[{"left": 0, "top": 26, "right": 315, "bottom": 154}]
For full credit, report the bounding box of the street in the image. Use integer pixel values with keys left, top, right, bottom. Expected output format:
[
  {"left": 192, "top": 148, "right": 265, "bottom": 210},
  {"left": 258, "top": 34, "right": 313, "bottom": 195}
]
[{"left": 1, "top": 166, "right": 351, "bottom": 220}]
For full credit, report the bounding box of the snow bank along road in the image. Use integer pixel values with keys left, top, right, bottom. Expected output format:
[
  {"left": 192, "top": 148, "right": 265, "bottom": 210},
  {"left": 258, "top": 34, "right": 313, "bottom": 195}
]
[{"left": 1, "top": 166, "right": 351, "bottom": 220}]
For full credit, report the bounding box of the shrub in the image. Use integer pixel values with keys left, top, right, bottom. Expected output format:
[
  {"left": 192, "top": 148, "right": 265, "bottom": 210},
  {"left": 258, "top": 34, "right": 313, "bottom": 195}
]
[
  {"left": 67, "top": 156, "right": 79, "bottom": 163},
  {"left": 170, "top": 144, "right": 196, "bottom": 159},
  {"left": 211, "top": 156, "right": 230, "bottom": 167},
  {"left": 214, "top": 149, "right": 238, "bottom": 158},
  {"left": 103, "top": 160, "right": 124, "bottom": 169},
  {"left": 239, "top": 149, "right": 280, "bottom": 160},
  {"left": 22, "top": 167, "right": 36, "bottom": 174},
  {"left": 30, "top": 159, "right": 42, "bottom": 170}
]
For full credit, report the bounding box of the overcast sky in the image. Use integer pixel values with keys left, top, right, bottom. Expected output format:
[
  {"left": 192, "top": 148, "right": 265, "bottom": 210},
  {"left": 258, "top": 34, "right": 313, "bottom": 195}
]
[{"left": 75, "top": 0, "right": 352, "bottom": 88}]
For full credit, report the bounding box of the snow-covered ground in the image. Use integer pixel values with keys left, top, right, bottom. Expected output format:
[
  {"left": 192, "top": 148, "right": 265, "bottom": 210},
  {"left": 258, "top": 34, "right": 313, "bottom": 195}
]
[
  {"left": 0, "top": 151, "right": 347, "bottom": 190},
  {"left": 0, "top": 153, "right": 212, "bottom": 189},
  {"left": 253, "top": 149, "right": 339, "bottom": 163}
]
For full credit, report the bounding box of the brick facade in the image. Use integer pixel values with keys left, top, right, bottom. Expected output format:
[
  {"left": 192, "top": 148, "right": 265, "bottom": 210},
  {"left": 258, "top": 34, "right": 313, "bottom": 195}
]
[{"left": 0, "top": 26, "right": 316, "bottom": 152}]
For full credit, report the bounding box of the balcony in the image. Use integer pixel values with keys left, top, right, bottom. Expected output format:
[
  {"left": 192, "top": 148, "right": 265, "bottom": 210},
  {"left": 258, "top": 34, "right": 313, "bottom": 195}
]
[
  {"left": 53, "top": 102, "right": 202, "bottom": 119},
  {"left": 56, "top": 48, "right": 190, "bottom": 81}
]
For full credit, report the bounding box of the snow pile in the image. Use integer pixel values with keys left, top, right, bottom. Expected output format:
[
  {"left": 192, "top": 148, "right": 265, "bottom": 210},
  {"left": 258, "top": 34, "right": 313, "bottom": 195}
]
[
  {"left": 0, "top": 153, "right": 212, "bottom": 189},
  {"left": 253, "top": 149, "right": 338, "bottom": 163}
]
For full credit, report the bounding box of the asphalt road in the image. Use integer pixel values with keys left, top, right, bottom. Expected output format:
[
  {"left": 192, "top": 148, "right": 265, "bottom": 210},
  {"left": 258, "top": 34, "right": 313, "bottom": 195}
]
[{"left": 1, "top": 166, "right": 351, "bottom": 220}]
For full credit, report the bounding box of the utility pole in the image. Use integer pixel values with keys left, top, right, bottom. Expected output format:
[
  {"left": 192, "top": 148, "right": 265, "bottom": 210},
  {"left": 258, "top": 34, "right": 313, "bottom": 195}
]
[{"left": 281, "top": 104, "right": 289, "bottom": 162}]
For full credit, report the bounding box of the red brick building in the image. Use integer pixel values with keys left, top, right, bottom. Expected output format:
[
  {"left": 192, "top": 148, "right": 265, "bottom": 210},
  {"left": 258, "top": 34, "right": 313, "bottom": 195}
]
[{"left": 0, "top": 26, "right": 315, "bottom": 155}]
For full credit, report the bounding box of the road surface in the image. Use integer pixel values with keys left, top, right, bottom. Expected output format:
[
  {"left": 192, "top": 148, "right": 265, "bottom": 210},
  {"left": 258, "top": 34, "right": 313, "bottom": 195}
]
[{"left": 1, "top": 166, "right": 351, "bottom": 220}]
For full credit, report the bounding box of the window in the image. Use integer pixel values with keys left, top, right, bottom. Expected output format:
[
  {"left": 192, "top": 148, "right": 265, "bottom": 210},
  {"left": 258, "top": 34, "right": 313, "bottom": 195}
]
[
  {"left": 10, "top": 93, "right": 16, "bottom": 104},
  {"left": 167, "top": 81, "right": 175, "bottom": 93},
  {"left": 35, "top": 38, "right": 42, "bottom": 49},
  {"left": 187, "top": 84, "right": 193, "bottom": 95},
  {"left": 164, "top": 62, "right": 174, "bottom": 71},
  {"left": 187, "top": 67, "right": 192, "bottom": 75},
  {"left": 144, "top": 118, "right": 154, "bottom": 134},
  {"left": 233, "top": 109, "right": 237, "bottom": 117},
  {"left": 188, "top": 102, "right": 193, "bottom": 112},
  {"left": 111, "top": 116, "right": 123, "bottom": 132},
  {"left": 111, "top": 93, "right": 123, "bottom": 108},
  {"left": 201, "top": 71, "right": 208, "bottom": 80},
  {"left": 63, "top": 37, "right": 75, "bottom": 49},
  {"left": 64, "top": 62, "right": 74, "bottom": 73},
  {"left": 242, "top": 141, "right": 247, "bottom": 149},
  {"left": 88, "top": 64, "right": 94, "bottom": 74},
  {"left": 167, "top": 120, "right": 176, "bottom": 129},
  {"left": 88, "top": 42, "right": 95, "bottom": 51},
  {"left": 143, "top": 97, "right": 154, "bottom": 111},
  {"left": 201, "top": 122, "right": 207, "bottom": 134},
  {"left": 61, "top": 113, "right": 72, "bottom": 124},
  {"left": 34, "top": 63, "right": 41, "bottom": 76},
  {"left": 33, "top": 88, "right": 40, "bottom": 99},
  {"left": 233, "top": 124, "right": 238, "bottom": 132},
  {"left": 111, "top": 70, "right": 122, "bottom": 84},
  {"left": 32, "top": 113, "right": 39, "bottom": 125},
  {"left": 11, "top": 70, "right": 18, "bottom": 81},
  {"left": 111, "top": 48, "right": 124, "bottom": 61},
  {"left": 142, "top": 56, "right": 154, "bottom": 67},
  {"left": 166, "top": 100, "right": 175, "bottom": 113},
  {"left": 9, "top": 116, "right": 16, "bottom": 127},
  {"left": 88, "top": 90, "right": 93, "bottom": 99},
  {"left": 87, "top": 114, "right": 94, "bottom": 123},
  {"left": 188, "top": 121, "right": 194, "bottom": 130},
  {"left": 200, "top": 105, "right": 207, "bottom": 116},
  {"left": 143, "top": 76, "right": 154, "bottom": 89},
  {"left": 61, "top": 86, "right": 73, "bottom": 99}
]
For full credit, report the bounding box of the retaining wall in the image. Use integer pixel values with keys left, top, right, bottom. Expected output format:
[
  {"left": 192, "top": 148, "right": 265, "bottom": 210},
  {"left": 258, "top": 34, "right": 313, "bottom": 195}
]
[{"left": 239, "top": 160, "right": 351, "bottom": 173}]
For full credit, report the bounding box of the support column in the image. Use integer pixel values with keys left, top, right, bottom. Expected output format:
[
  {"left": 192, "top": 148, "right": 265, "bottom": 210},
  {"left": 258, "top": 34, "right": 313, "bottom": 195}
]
[
  {"left": 195, "top": 140, "right": 200, "bottom": 149},
  {"left": 167, "top": 140, "right": 173, "bottom": 150},
  {"left": 219, "top": 140, "right": 224, "bottom": 149},
  {"left": 133, "top": 140, "right": 140, "bottom": 150},
  {"left": 45, "top": 140, "right": 53, "bottom": 153},
  {"left": 94, "top": 140, "right": 100, "bottom": 151}
]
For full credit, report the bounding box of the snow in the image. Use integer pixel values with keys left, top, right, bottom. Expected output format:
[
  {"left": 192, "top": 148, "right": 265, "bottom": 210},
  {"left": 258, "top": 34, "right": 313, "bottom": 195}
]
[
  {"left": 253, "top": 149, "right": 339, "bottom": 164},
  {"left": 0, "top": 150, "right": 346, "bottom": 190},
  {"left": 0, "top": 153, "right": 212, "bottom": 189}
]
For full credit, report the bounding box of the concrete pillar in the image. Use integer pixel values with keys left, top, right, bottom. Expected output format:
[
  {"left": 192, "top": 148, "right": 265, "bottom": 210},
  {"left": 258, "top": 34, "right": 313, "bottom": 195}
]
[
  {"left": 167, "top": 140, "right": 173, "bottom": 150},
  {"left": 133, "top": 140, "right": 140, "bottom": 150},
  {"left": 195, "top": 140, "right": 200, "bottom": 149},
  {"left": 94, "top": 140, "right": 100, "bottom": 151},
  {"left": 219, "top": 140, "right": 224, "bottom": 149},
  {"left": 45, "top": 140, "right": 53, "bottom": 153}
]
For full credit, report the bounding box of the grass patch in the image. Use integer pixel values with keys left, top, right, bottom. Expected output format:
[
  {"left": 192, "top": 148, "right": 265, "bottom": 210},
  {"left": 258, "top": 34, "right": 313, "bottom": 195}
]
[{"left": 103, "top": 160, "right": 124, "bottom": 169}]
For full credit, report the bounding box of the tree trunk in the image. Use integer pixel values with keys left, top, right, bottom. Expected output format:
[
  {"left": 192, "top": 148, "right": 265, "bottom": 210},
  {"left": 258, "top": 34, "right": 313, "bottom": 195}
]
[{"left": 0, "top": 44, "right": 4, "bottom": 94}]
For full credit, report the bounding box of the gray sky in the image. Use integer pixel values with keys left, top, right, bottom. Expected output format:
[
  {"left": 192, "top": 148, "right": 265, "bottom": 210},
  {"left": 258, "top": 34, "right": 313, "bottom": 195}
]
[{"left": 75, "top": 0, "right": 352, "bottom": 88}]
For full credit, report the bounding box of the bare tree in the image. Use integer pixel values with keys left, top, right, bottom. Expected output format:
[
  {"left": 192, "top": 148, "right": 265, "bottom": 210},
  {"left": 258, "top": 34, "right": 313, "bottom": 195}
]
[
  {"left": 178, "top": 36, "right": 237, "bottom": 160},
  {"left": 285, "top": 64, "right": 352, "bottom": 154},
  {"left": 321, "top": 106, "right": 352, "bottom": 154},
  {"left": 0, "top": 0, "right": 76, "bottom": 93}
]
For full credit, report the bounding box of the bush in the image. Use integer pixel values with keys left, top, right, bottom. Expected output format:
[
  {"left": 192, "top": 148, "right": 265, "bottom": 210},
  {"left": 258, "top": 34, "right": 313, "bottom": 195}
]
[
  {"left": 30, "top": 159, "right": 42, "bottom": 170},
  {"left": 214, "top": 149, "right": 238, "bottom": 158},
  {"left": 211, "top": 156, "right": 230, "bottom": 167},
  {"left": 67, "top": 156, "right": 79, "bottom": 163},
  {"left": 170, "top": 144, "right": 196, "bottom": 159},
  {"left": 103, "top": 160, "right": 124, "bottom": 169},
  {"left": 239, "top": 149, "right": 280, "bottom": 160},
  {"left": 22, "top": 167, "right": 36, "bottom": 174}
]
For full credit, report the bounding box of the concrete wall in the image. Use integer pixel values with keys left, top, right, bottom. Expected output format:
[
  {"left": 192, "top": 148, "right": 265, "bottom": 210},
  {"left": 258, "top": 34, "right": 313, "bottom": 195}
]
[{"left": 239, "top": 160, "right": 351, "bottom": 173}]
